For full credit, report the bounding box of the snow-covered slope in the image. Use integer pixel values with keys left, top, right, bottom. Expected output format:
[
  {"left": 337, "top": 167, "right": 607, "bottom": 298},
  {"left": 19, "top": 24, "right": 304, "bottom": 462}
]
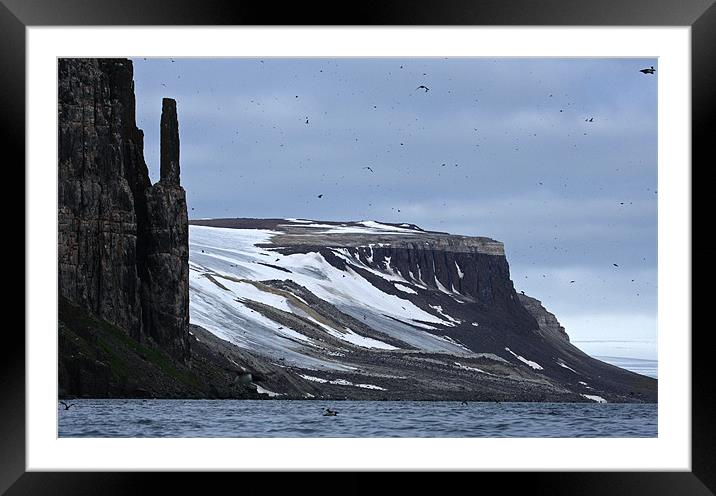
[{"left": 186, "top": 218, "right": 657, "bottom": 403}]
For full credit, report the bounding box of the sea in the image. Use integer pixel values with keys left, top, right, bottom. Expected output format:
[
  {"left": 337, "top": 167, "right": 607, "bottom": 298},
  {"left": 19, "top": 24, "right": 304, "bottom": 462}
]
[{"left": 58, "top": 400, "right": 657, "bottom": 438}]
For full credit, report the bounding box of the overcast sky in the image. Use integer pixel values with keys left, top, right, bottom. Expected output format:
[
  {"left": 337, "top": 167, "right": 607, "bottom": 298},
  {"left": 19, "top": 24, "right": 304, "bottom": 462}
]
[{"left": 132, "top": 57, "right": 658, "bottom": 359}]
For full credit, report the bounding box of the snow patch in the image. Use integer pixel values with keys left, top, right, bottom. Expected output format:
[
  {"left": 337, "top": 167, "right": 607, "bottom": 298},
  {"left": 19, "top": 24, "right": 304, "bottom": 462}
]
[
  {"left": 318, "top": 324, "right": 397, "bottom": 350},
  {"left": 581, "top": 394, "right": 607, "bottom": 403},
  {"left": 454, "top": 361, "right": 487, "bottom": 374},
  {"left": 298, "top": 374, "right": 386, "bottom": 390},
  {"left": 556, "top": 360, "right": 578, "bottom": 373},
  {"left": 505, "top": 347, "right": 544, "bottom": 370},
  {"left": 255, "top": 384, "right": 281, "bottom": 397},
  {"left": 434, "top": 275, "right": 452, "bottom": 295},
  {"left": 394, "top": 283, "right": 418, "bottom": 294},
  {"left": 429, "top": 305, "right": 462, "bottom": 325},
  {"left": 299, "top": 374, "right": 328, "bottom": 383},
  {"left": 455, "top": 261, "right": 464, "bottom": 279},
  {"left": 441, "top": 335, "right": 472, "bottom": 352}
]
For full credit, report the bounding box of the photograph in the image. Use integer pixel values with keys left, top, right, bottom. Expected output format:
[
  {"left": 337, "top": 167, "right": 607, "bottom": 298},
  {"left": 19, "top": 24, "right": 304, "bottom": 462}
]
[
  {"left": 57, "top": 56, "right": 658, "bottom": 438},
  {"left": 7, "top": 0, "right": 711, "bottom": 488}
]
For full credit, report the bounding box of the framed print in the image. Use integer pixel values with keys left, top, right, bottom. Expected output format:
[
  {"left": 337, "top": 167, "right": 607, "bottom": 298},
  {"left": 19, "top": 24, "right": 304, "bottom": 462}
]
[{"left": 7, "top": 0, "right": 715, "bottom": 494}]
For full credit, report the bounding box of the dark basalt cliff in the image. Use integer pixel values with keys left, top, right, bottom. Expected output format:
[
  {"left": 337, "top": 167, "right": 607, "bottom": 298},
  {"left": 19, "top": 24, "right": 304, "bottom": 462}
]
[
  {"left": 323, "top": 243, "right": 537, "bottom": 332},
  {"left": 518, "top": 293, "right": 570, "bottom": 343},
  {"left": 58, "top": 59, "right": 189, "bottom": 361},
  {"left": 189, "top": 218, "right": 657, "bottom": 402}
]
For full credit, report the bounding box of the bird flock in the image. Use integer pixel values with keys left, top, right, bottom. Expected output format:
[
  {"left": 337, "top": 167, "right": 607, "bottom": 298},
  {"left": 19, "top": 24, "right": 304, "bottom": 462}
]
[{"left": 135, "top": 57, "right": 657, "bottom": 304}]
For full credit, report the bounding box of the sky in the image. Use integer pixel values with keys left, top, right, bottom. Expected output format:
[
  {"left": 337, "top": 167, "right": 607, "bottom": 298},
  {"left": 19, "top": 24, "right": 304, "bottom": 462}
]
[{"left": 131, "top": 57, "right": 658, "bottom": 359}]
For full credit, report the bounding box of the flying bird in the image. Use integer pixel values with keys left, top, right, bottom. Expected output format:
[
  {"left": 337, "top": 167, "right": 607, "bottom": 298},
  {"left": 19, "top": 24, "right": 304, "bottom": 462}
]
[
  {"left": 416, "top": 85, "right": 430, "bottom": 92},
  {"left": 613, "top": 263, "right": 619, "bottom": 267},
  {"left": 570, "top": 280, "right": 575, "bottom": 283},
  {"left": 639, "top": 66, "right": 656, "bottom": 74},
  {"left": 585, "top": 117, "right": 594, "bottom": 122},
  {"left": 362, "top": 166, "right": 374, "bottom": 173},
  {"left": 317, "top": 194, "right": 323, "bottom": 198},
  {"left": 59, "top": 401, "right": 75, "bottom": 410}
]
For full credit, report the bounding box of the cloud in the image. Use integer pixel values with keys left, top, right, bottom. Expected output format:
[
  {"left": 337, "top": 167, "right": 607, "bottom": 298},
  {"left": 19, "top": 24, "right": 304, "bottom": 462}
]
[{"left": 132, "top": 57, "right": 658, "bottom": 359}]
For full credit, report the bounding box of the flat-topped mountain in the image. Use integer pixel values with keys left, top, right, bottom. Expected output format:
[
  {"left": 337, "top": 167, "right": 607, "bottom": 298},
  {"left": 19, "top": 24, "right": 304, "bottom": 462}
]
[
  {"left": 191, "top": 217, "right": 505, "bottom": 254},
  {"left": 186, "top": 218, "right": 657, "bottom": 402}
]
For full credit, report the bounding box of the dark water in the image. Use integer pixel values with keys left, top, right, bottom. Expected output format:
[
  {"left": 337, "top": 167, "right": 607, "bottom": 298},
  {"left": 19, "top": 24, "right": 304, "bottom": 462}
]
[{"left": 58, "top": 400, "right": 657, "bottom": 438}]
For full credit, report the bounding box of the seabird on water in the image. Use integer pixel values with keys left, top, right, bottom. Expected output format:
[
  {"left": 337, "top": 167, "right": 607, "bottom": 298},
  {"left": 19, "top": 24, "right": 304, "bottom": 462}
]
[
  {"left": 323, "top": 408, "right": 339, "bottom": 416},
  {"left": 415, "top": 85, "right": 430, "bottom": 92}
]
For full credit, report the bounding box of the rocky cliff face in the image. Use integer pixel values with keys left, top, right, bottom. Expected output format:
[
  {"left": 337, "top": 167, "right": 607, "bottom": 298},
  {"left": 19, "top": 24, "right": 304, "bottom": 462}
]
[
  {"left": 325, "top": 243, "right": 536, "bottom": 330},
  {"left": 185, "top": 218, "right": 658, "bottom": 402},
  {"left": 58, "top": 58, "right": 189, "bottom": 361},
  {"left": 518, "top": 293, "right": 570, "bottom": 343}
]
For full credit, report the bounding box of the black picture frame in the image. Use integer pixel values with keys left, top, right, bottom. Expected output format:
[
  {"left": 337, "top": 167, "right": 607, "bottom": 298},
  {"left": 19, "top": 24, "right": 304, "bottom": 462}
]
[{"left": 6, "top": 0, "right": 714, "bottom": 493}]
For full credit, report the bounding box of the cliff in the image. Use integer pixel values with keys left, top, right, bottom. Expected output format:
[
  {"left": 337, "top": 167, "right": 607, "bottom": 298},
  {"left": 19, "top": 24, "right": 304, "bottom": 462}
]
[
  {"left": 187, "top": 218, "right": 658, "bottom": 402},
  {"left": 58, "top": 59, "right": 189, "bottom": 361}
]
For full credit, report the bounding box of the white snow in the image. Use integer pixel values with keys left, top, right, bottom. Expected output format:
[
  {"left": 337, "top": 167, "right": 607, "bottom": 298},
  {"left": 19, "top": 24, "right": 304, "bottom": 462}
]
[
  {"left": 357, "top": 220, "right": 417, "bottom": 232},
  {"left": 332, "top": 248, "right": 414, "bottom": 286},
  {"left": 441, "top": 335, "right": 472, "bottom": 352},
  {"left": 429, "top": 305, "right": 462, "bottom": 325},
  {"left": 314, "top": 322, "right": 397, "bottom": 350},
  {"left": 454, "top": 361, "right": 487, "bottom": 374},
  {"left": 221, "top": 279, "right": 294, "bottom": 312},
  {"left": 293, "top": 220, "right": 418, "bottom": 236},
  {"left": 556, "top": 360, "right": 577, "bottom": 373},
  {"left": 255, "top": 385, "right": 281, "bottom": 397},
  {"left": 394, "top": 283, "right": 418, "bottom": 294},
  {"left": 188, "top": 225, "right": 474, "bottom": 362},
  {"left": 434, "top": 275, "right": 453, "bottom": 295},
  {"left": 505, "top": 347, "right": 544, "bottom": 370},
  {"left": 455, "top": 261, "right": 464, "bottom": 279},
  {"left": 581, "top": 394, "right": 607, "bottom": 403},
  {"left": 355, "top": 383, "right": 386, "bottom": 390},
  {"left": 299, "top": 374, "right": 328, "bottom": 383},
  {"left": 298, "top": 374, "right": 386, "bottom": 390}
]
